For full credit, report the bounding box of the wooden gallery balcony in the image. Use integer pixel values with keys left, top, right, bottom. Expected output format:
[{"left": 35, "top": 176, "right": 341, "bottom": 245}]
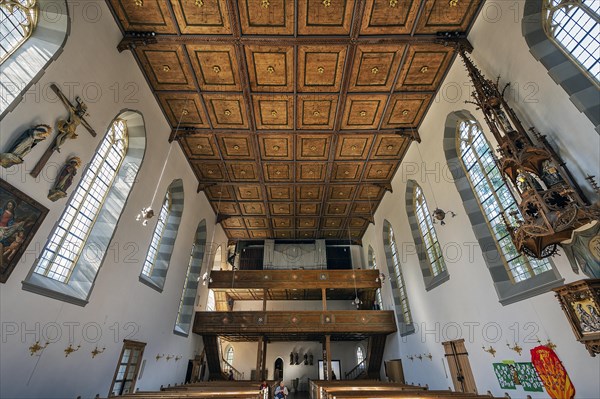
[{"left": 192, "top": 269, "right": 397, "bottom": 341}]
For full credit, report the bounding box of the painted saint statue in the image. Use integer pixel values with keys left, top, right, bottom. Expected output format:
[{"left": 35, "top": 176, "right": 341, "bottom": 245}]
[
  {"left": 48, "top": 156, "right": 82, "bottom": 201},
  {"left": 0, "top": 125, "right": 52, "bottom": 168}
]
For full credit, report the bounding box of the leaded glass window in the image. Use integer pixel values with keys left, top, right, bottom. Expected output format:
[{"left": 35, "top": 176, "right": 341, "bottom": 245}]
[
  {"left": 388, "top": 225, "right": 412, "bottom": 324},
  {"left": 368, "top": 246, "right": 383, "bottom": 309},
  {"left": 457, "top": 120, "right": 552, "bottom": 282},
  {"left": 141, "top": 191, "right": 171, "bottom": 277},
  {"left": 413, "top": 185, "right": 447, "bottom": 277},
  {"left": 0, "top": 0, "right": 38, "bottom": 63}
]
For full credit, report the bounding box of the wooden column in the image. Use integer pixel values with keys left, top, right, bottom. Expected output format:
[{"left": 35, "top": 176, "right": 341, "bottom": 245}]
[
  {"left": 256, "top": 336, "right": 264, "bottom": 379},
  {"left": 263, "top": 288, "right": 268, "bottom": 311},
  {"left": 323, "top": 335, "right": 332, "bottom": 381},
  {"left": 261, "top": 337, "right": 268, "bottom": 380},
  {"left": 322, "top": 288, "right": 327, "bottom": 311}
]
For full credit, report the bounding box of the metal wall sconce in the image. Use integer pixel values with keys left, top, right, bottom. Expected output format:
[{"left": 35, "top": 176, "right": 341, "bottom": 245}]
[
  {"left": 482, "top": 346, "right": 497, "bottom": 357},
  {"left": 537, "top": 337, "right": 557, "bottom": 351},
  {"left": 156, "top": 354, "right": 164, "bottom": 361},
  {"left": 64, "top": 344, "right": 81, "bottom": 357},
  {"left": 406, "top": 355, "right": 414, "bottom": 361},
  {"left": 166, "top": 355, "right": 173, "bottom": 361},
  {"left": 29, "top": 341, "right": 49, "bottom": 356},
  {"left": 424, "top": 353, "right": 432, "bottom": 360},
  {"left": 175, "top": 355, "right": 182, "bottom": 361},
  {"left": 416, "top": 354, "right": 423, "bottom": 360},
  {"left": 506, "top": 342, "right": 523, "bottom": 355},
  {"left": 91, "top": 346, "right": 106, "bottom": 358}
]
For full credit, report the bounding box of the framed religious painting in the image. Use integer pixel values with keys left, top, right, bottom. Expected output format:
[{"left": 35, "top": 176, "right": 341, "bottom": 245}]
[
  {"left": 0, "top": 179, "right": 48, "bottom": 283},
  {"left": 554, "top": 279, "right": 600, "bottom": 356}
]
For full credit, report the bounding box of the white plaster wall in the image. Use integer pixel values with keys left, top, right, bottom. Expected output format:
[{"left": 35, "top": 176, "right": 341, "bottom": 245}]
[
  {"left": 0, "top": 1, "right": 227, "bottom": 398},
  {"left": 224, "top": 340, "right": 363, "bottom": 389},
  {"left": 362, "top": 1, "right": 600, "bottom": 397}
]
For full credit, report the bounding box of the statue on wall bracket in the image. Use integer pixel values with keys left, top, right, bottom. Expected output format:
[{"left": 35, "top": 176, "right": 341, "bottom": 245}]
[
  {"left": 0, "top": 125, "right": 52, "bottom": 168},
  {"left": 48, "top": 156, "right": 82, "bottom": 202},
  {"left": 30, "top": 84, "right": 97, "bottom": 178}
]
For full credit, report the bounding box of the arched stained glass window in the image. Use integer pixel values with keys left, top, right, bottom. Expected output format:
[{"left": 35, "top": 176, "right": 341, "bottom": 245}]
[
  {"left": 383, "top": 221, "right": 412, "bottom": 326},
  {"left": 367, "top": 246, "right": 383, "bottom": 309},
  {"left": 458, "top": 120, "right": 552, "bottom": 282},
  {"left": 225, "top": 346, "right": 234, "bottom": 365},
  {"left": 543, "top": 0, "right": 599, "bottom": 83},
  {"left": 413, "top": 184, "right": 447, "bottom": 277},
  {"left": 34, "top": 120, "right": 128, "bottom": 283},
  {"left": 356, "top": 346, "right": 364, "bottom": 366},
  {"left": 0, "top": 0, "right": 38, "bottom": 63}
]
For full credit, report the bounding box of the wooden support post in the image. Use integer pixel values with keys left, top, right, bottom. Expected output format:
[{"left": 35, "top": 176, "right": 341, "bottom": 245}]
[
  {"left": 322, "top": 288, "right": 327, "bottom": 311},
  {"left": 263, "top": 289, "right": 268, "bottom": 311},
  {"left": 324, "top": 335, "right": 332, "bottom": 381},
  {"left": 256, "top": 336, "right": 264, "bottom": 379},
  {"left": 261, "top": 336, "right": 268, "bottom": 380}
]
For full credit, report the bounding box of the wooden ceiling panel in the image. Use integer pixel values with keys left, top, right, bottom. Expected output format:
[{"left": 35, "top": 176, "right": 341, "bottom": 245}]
[
  {"left": 328, "top": 185, "right": 355, "bottom": 201},
  {"left": 335, "top": 135, "right": 374, "bottom": 160},
  {"left": 263, "top": 163, "right": 292, "bottom": 181},
  {"left": 396, "top": 44, "right": 454, "bottom": 91},
  {"left": 205, "top": 185, "right": 236, "bottom": 201},
  {"left": 258, "top": 135, "right": 293, "bottom": 160},
  {"left": 271, "top": 217, "right": 294, "bottom": 229},
  {"left": 109, "top": 0, "right": 177, "bottom": 33},
  {"left": 297, "top": 95, "right": 338, "bottom": 130},
  {"left": 236, "top": 185, "right": 264, "bottom": 201},
  {"left": 298, "top": 0, "right": 355, "bottom": 35},
  {"left": 227, "top": 162, "right": 259, "bottom": 181},
  {"left": 245, "top": 46, "right": 294, "bottom": 92},
  {"left": 382, "top": 93, "right": 433, "bottom": 129},
  {"left": 297, "top": 217, "right": 319, "bottom": 229},
  {"left": 331, "top": 162, "right": 363, "bottom": 181},
  {"left": 325, "top": 203, "right": 350, "bottom": 216},
  {"left": 107, "top": 0, "right": 483, "bottom": 241},
  {"left": 416, "top": 0, "right": 482, "bottom": 34},
  {"left": 267, "top": 186, "right": 293, "bottom": 201},
  {"left": 187, "top": 44, "right": 241, "bottom": 92},
  {"left": 270, "top": 202, "right": 293, "bottom": 215},
  {"left": 136, "top": 45, "right": 196, "bottom": 91},
  {"left": 356, "top": 185, "right": 385, "bottom": 201},
  {"left": 371, "top": 135, "right": 409, "bottom": 159},
  {"left": 244, "top": 217, "right": 269, "bottom": 229},
  {"left": 217, "top": 134, "right": 254, "bottom": 159},
  {"left": 363, "top": 161, "right": 398, "bottom": 181},
  {"left": 169, "top": 0, "right": 232, "bottom": 34},
  {"left": 237, "top": 0, "right": 294, "bottom": 35},
  {"left": 322, "top": 217, "right": 345, "bottom": 229},
  {"left": 297, "top": 203, "right": 320, "bottom": 216},
  {"left": 204, "top": 94, "right": 249, "bottom": 129},
  {"left": 253, "top": 95, "right": 294, "bottom": 130},
  {"left": 298, "top": 46, "right": 347, "bottom": 92},
  {"left": 348, "top": 45, "right": 406, "bottom": 92},
  {"left": 240, "top": 202, "right": 266, "bottom": 216},
  {"left": 296, "top": 185, "right": 324, "bottom": 202},
  {"left": 296, "top": 135, "right": 332, "bottom": 160},
  {"left": 193, "top": 161, "right": 227, "bottom": 181},
  {"left": 360, "top": 0, "right": 421, "bottom": 35},
  {"left": 181, "top": 134, "right": 219, "bottom": 160},
  {"left": 296, "top": 162, "right": 327, "bottom": 182},
  {"left": 157, "top": 93, "right": 209, "bottom": 128},
  {"left": 221, "top": 217, "right": 246, "bottom": 229},
  {"left": 341, "top": 94, "right": 388, "bottom": 130}
]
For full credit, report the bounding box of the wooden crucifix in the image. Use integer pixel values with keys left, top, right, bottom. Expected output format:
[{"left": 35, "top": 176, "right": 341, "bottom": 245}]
[{"left": 30, "top": 84, "right": 97, "bottom": 178}]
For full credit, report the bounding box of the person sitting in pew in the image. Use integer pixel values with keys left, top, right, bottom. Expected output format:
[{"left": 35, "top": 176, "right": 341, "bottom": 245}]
[{"left": 274, "top": 381, "right": 288, "bottom": 399}]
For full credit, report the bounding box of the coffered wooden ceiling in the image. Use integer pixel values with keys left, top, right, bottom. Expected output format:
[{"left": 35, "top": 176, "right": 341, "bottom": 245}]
[{"left": 107, "top": 0, "right": 482, "bottom": 241}]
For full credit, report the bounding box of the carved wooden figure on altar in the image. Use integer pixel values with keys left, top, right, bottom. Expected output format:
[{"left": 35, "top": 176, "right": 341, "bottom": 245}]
[
  {"left": 48, "top": 156, "right": 82, "bottom": 202},
  {"left": 0, "top": 125, "right": 52, "bottom": 168}
]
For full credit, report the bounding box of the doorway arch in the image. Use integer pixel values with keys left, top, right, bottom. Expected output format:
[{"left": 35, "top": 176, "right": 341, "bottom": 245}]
[{"left": 274, "top": 357, "right": 284, "bottom": 380}]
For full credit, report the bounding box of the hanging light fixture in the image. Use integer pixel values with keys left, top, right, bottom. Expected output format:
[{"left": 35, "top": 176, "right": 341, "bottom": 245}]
[
  {"left": 414, "top": 137, "right": 456, "bottom": 225},
  {"left": 136, "top": 101, "right": 189, "bottom": 226}
]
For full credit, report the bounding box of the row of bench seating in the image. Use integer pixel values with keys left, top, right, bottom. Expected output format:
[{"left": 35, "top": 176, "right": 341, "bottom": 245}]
[{"left": 119, "top": 380, "right": 274, "bottom": 399}]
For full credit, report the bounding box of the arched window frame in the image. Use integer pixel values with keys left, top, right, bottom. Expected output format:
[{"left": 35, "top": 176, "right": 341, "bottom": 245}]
[
  {"left": 139, "top": 179, "right": 184, "bottom": 292},
  {"left": 225, "top": 346, "right": 234, "bottom": 366},
  {"left": 174, "top": 219, "right": 206, "bottom": 336},
  {"left": 356, "top": 345, "right": 365, "bottom": 366},
  {"left": 367, "top": 245, "right": 383, "bottom": 309},
  {"left": 405, "top": 180, "right": 449, "bottom": 290},
  {"left": 0, "top": 0, "right": 39, "bottom": 63},
  {"left": 382, "top": 220, "right": 414, "bottom": 336},
  {"left": 542, "top": 0, "right": 599, "bottom": 84},
  {"left": 523, "top": 0, "right": 599, "bottom": 132},
  {"left": 1, "top": 0, "right": 70, "bottom": 118},
  {"left": 23, "top": 111, "right": 146, "bottom": 306},
  {"left": 443, "top": 110, "right": 563, "bottom": 306}
]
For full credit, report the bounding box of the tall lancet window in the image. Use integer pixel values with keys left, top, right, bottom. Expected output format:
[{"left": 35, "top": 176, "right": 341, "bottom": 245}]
[
  {"left": 413, "top": 184, "right": 446, "bottom": 277},
  {"left": 34, "top": 120, "right": 128, "bottom": 283},
  {"left": 142, "top": 192, "right": 171, "bottom": 276},
  {"left": 0, "top": 0, "right": 38, "bottom": 63},
  {"left": 367, "top": 246, "right": 383, "bottom": 309},
  {"left": 458, "top": 120, "right": 552, "bottom": 282},
  {"left": 543, "top": 0, "right": 599, "bottom": 82}
]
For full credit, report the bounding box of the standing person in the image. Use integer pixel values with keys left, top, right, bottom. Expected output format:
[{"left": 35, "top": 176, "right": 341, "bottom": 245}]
[
  {"left": 274, "top": 381, "right": 288, "bottom": 399},
  {"left": 228, "top": 369, "right": 234, "bottom": 380}
]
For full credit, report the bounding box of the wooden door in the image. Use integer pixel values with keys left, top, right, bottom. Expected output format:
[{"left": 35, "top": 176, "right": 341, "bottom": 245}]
[
  {"left": 442, "top": 339, "right": 477, "bottom": 394},
  {"left": 384, "top": 359, "right": 405, "bottom": 383}
]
